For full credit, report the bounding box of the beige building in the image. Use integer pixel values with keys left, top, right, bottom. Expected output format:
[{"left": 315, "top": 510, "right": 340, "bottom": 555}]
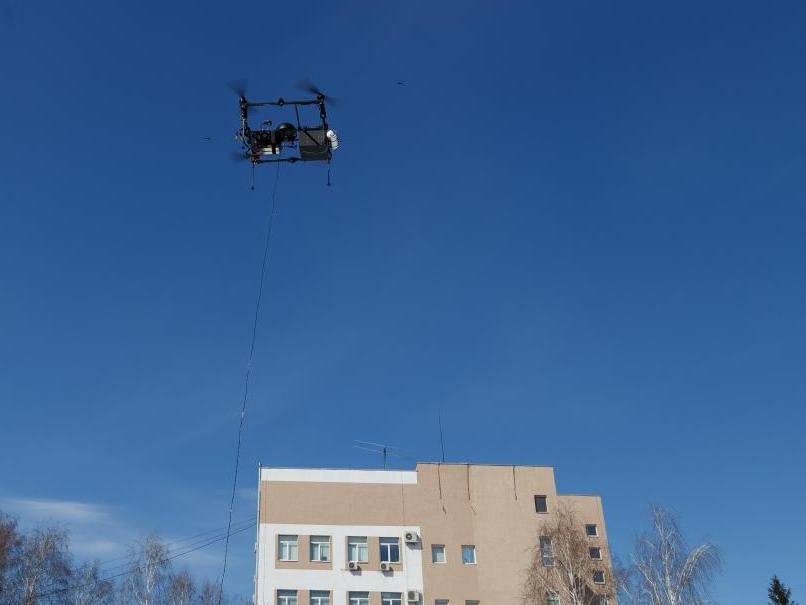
[{"left": 255, "top": 463, "right": 612, "bottom": 605}]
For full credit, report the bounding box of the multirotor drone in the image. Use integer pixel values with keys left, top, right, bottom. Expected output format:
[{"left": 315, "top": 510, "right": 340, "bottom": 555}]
[{"left": 232, "top": 81, "right": 339, "bottom": 181}]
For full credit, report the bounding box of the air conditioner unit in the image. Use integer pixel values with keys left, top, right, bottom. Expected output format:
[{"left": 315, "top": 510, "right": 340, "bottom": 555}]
[
  {"left": 348, "top": 561, "right": 360, "bottom": 571},
  {"left": 406, "top": 591, "right": 421, "bottom": 603},
  {"left": 380, "top": 562, "right": 393, "bottom": 572},
  {"left": 404, "top": 531, "right": 419, "bottom": 544}
]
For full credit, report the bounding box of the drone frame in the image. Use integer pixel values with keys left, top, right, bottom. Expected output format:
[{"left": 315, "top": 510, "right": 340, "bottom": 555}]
[{"left": 236, "top": 94, "right": 332, "bottom": 165}]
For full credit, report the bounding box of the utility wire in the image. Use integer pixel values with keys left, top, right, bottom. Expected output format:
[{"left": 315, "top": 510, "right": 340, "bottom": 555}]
[
  {"left": 97, "top": 518, "right": 256, "bottom": 575},
  {"left": 95, "top": 517, "right": 254, "bottom": 567},
  {"left": 34, "top": 522, "right": 255, "bottom": 599},
  {"left": 218, "top": 162, "right": 282, "bottom": 605}
]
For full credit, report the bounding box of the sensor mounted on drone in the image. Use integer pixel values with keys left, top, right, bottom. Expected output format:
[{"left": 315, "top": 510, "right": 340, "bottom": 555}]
[{"left": 232, "top": 81, "right": 339, "bottom": 174}]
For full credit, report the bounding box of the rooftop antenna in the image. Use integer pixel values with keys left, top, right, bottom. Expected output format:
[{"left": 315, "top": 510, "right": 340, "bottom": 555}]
[
  {"left": 353, "top": 440, "right": 412, "bottom": 469},
  {"left": 438, "top": 409, "right": 446, "bottom": 463}
]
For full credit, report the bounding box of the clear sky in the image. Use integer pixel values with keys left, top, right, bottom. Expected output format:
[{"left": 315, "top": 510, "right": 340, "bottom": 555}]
[{"left": 1, "top": 1, "right": 804, "bottom": 603}]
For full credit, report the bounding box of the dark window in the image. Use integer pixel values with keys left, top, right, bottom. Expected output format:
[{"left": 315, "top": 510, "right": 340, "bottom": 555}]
[
  {"left": 539, "top": 537, "right": 555, "bottom": 566},
  {"left": 593, "top": 570, "right": 605, "bottom": 584},
  {"left": 534, "top": 495, "right": 548, "bottom": 513},
  {"left": 380, "top": 538, "right": 400, "bottom": 563},
  {"left": 589, "top": 547, "right": 602, "bottom": 560},
  {"left": 585, "top": 524, "right": 599, "bottom": 537}
]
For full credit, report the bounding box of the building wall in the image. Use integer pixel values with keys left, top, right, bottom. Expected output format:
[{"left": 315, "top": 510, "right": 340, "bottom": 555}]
[
  {"left": 256, "top": 523, "right": 424, "bottom": 605},
  {"left": 255, "top": 464, "right": 611, "bottom": 605}
]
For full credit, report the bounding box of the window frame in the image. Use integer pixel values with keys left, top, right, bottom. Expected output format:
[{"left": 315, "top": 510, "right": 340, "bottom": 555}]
[
  {"left": 589, "top": 546, "right": 602, "bottom": 560},
  {"left": 534, "top": 495, "right": 548, "bottom": 513},
  {"left": 585, "top": 524, "right": 599, "bottom": 537},
  {"left": 347, "top": 536, "right": 369, "bottom": 563},
  {"left": 310, "top": 592, "right": 330, "bottom": 605},
  {"left": 435, "top": 600, "right": 449, "bottom": 605},
  {"left": 382, "top": 593, "right": 402, "bottom": 605},
  {"left": 461, "top": 544, "right": 477, "bottom": 565},
  {"left": 278, "top": 535, "right": 299, "bottom": 561},
  {"left": 309, "top": 535, "right": 331, "bottom": 562},
  {"left": 545, "top": 593, "right": 560, "bottom": 605},
  {"left": 380, "top": 537, "right": 401, "bottom": 563},
  {"left": 592, "top": 570, "right": 606, "bottom": 585},
  {"left": 278, "top": 590, "right": 298, "bottom": 605},
  {"left": 431, "top": 544, "right": 446, "bottom": 564},
  {"left": 349, "top": 592, "right": 370, "bottom": 605},
  {"left": 539, "top": 536, "right": 555, "bottom": 567}
]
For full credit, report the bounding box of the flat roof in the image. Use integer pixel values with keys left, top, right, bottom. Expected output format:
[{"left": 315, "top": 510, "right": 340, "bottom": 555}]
[
  {"left": 258, "top": 462, "right": 555, "bottom": 470},
  {"left": 260, "top": 467, "right": 419, "bottom": 484}
]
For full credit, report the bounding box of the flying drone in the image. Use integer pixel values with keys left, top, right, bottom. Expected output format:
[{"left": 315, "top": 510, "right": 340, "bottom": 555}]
[{"left": 232, "top": 81, "right": 339, "bottom": 185}]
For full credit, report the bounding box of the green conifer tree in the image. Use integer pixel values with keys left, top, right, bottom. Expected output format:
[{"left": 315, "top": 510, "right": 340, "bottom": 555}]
[{"left": 769, "top": 576, "right": 797, "bottom": 605}]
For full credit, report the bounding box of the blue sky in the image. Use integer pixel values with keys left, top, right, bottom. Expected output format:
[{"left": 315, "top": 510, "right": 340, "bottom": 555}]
[{"left": 1, "top": 1, "right": 805, "bottom": 602}]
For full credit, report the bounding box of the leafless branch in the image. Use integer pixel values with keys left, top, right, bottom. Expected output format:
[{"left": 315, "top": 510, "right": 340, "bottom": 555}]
[{"left": 522, "top": 505, "right": 613, "bottom": 605}]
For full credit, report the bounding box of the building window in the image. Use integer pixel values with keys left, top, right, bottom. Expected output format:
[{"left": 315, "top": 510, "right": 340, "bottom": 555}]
[
  {"left": 310, "top": 592, "right": 330, "bottom": 605},
  {"left": 435, "top": 600, "right": 449, "bottom": 605},
  {"left": 461, "top": 545, "right": 476, "bottom": 565},
  {"left": 589, "top": 546, "right": 602, "bottom": 560},
  {"left": 310, "top": 536, "right": 330, "bottom": 562},
  {"left": 545, "top": 594, "right": 560, "bottom": 605},
  {"left": 540, "top": 537, "right": 555, "bottom": 566},
  {"left": 348, "top": 537, "right": 369, "bottom": 563},
  {"left": 534, "top": 495, "right": 548, "bottom": 513},
  {"left": 585, "top": 524, "right": 599, "bottom": 537},
  {"left": 465, "top": 601, "right": 480, "bottom": 605},
  {"left": 278, "top": 536, "right": 298, "bottom": 561},
  {"left": 431, "top": 544, "right": 446, "bottom": 564},
  {"left": 593, "top": 570, "right": 605, "bottom": 584},
  {"left": 349, "top": 593, "right": 370, "bottom": 605},
  {"left": 382, "top": 593, "right": 402, "bottom": 605},
  {"left": 380, "top": 537, "right": 401, "bottom": 563},
  {"left": 278, "top": 591, "right": 298, "bottom": 605}
]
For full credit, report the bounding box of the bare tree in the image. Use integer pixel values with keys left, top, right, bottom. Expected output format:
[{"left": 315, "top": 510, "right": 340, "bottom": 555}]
[
  {"left": 195, "top": 581, "right": 220, "bottom": 605},
  {"left": 69, "top": 562, "right": 114, "bottom": 605},
  {"left": 619, "top": 507, "right": 720, "bottom": 605},
  {"left": 523, "top": 505, "right": 614, "bottom": 605},
  {"left": 4, "top": 527, "right": 71, "bottom": 605},
  {"left": 0, "top": 514, "right": 21, "bottom": 599},
  {"left": 0, "top": 518, "right": 236, "bottom": 605},
  {"left": 165, "top": 571, "right": 195, "bottom": 605},
  {"left": 122, "top": 535, "right": 170, "bottom": 605}
]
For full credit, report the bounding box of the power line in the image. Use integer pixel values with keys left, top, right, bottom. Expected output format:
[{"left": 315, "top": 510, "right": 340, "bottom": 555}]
[
  {"left": 218, "top": 162, "right": 282, "bottom": 605},
  {"left": 96, "top": 518, "right": 256, "bottom": 575},
  {"left": 34, "top": 522, "right": 255, "bottom": 600},
  {"left": 94, "top": 517, "right": 255, "bottom": 567}
]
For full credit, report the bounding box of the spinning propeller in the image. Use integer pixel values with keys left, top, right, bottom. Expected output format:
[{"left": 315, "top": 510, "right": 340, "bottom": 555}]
[
  {"left": 230, "top": 79, "right": 337, "bottom": 106},
  {"left": 297, "top": 79, "right": 338, "bottom": 106}
]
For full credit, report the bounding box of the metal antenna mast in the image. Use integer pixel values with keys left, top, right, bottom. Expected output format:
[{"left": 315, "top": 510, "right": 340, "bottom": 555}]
[
  {"left": 438, "top": 409, "right": 446, "bottom": 463},
  {"left": 353, "top": 440, "right": 412, "bottom": 469}
]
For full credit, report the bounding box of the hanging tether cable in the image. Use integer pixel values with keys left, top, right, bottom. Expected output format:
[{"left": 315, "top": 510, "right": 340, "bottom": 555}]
[{"left": 218, "top": 162, "right": 281, "bottom": 605}]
